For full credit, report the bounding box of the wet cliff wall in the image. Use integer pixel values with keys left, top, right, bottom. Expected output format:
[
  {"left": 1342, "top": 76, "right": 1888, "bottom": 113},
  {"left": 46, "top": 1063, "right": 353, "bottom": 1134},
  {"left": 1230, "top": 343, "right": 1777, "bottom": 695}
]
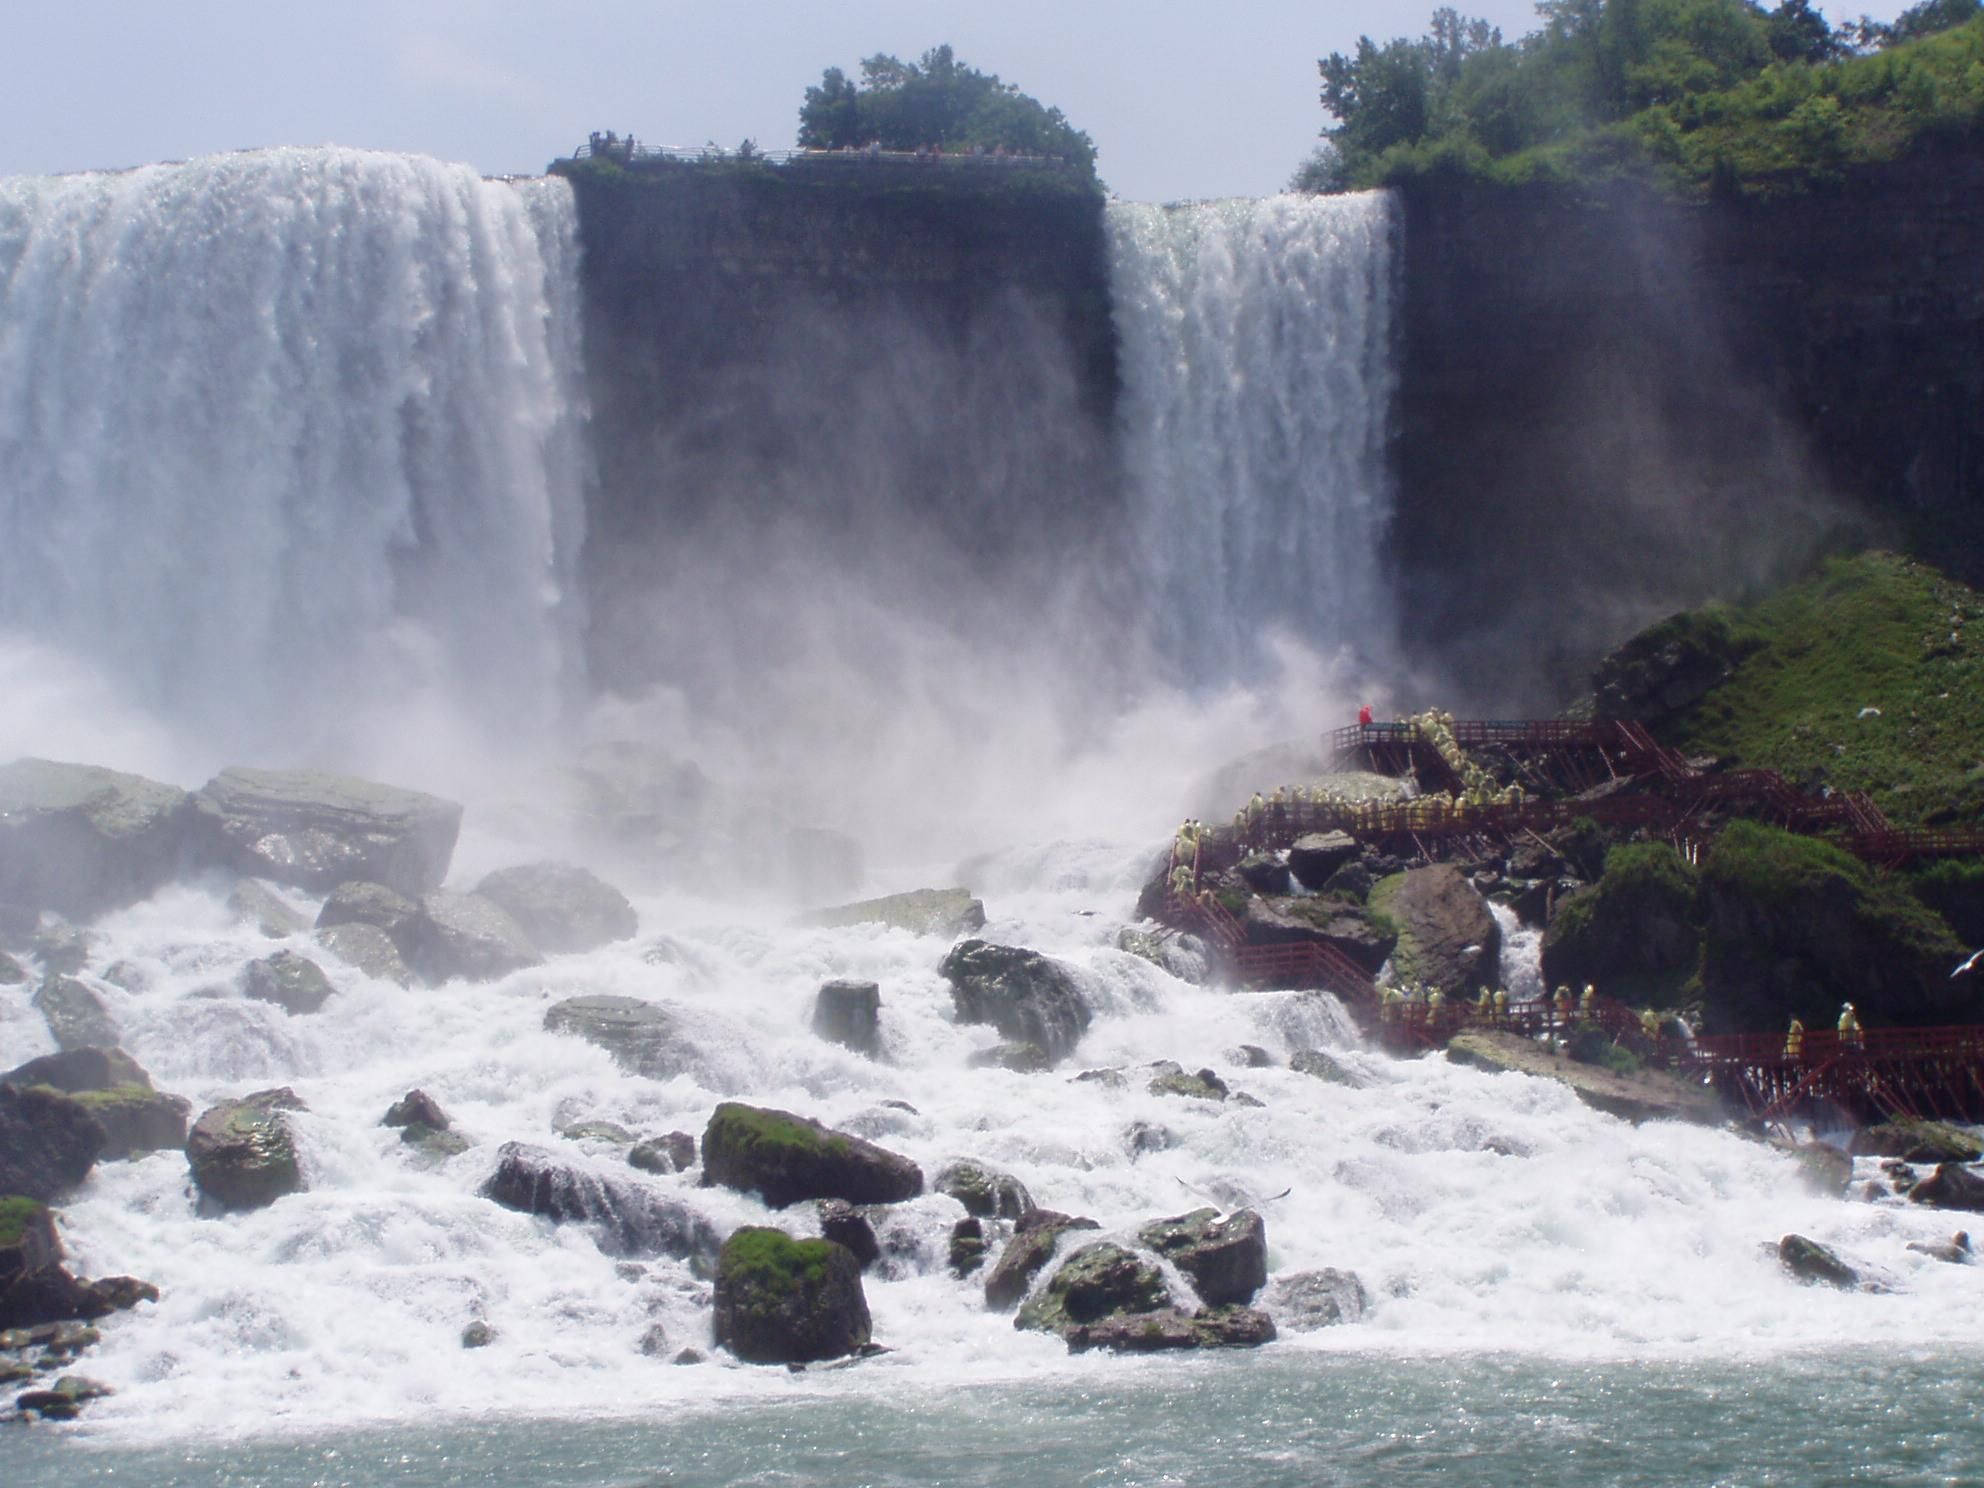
[
  {"left": 1394, "top": 147, "right": 1984, "bottom": 710},
  {"left": 559, "top": 162, "right": 1120, "bottom": 694}
]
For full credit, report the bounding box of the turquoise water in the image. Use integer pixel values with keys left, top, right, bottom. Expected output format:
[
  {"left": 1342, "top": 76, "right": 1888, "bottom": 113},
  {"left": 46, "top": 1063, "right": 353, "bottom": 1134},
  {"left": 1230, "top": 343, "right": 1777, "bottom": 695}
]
[{"left": 16, "top": 1350, "right": 1982, "bottom": 1487}]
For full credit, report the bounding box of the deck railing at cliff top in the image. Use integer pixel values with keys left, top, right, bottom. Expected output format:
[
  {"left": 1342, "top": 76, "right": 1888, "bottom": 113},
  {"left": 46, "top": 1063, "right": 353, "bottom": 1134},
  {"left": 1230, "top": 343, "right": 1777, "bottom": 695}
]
[{"left": 568, "top": 140, "right": 1079, "bottom": 170}]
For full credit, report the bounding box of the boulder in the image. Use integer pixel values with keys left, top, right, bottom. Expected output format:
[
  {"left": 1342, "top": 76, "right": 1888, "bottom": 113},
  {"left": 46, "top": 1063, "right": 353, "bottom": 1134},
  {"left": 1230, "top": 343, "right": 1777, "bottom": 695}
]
[
  {"left": 1114, "top": 926, "right": 1211, "bottom": 985},
  {"left": 560, "top": 1120, "right": 635, "bottom": 1146},
  {"left": 712, "top": 1227, "right": 871, "bottom": 1365},
  {"left": 968, "top": 1041, "right": 1054, "bottom": 1073},
  {"left": 983, "top": 1209, "right": 1101, "bottom": 1311},
  {"left": 0, "top": 759, "right": 194, "bottom": 920},
  {"left": 1262, "top": 1268, "right": 1369, "bottom": 1329},
  {"left": 382, "top": 1090, "right": 450, "bottom": 1131},
  {"left": 1014, "top": 1242, "right": 1168, "bottom": 1337},
  {"left": 1234, "top": 853, "right": 1292, "bottom": 895},
  {"left": 226, "top": 879, "right": 308, "bottom": 939},
  {"left": 1788, "top": 1142, "right": 1854, "bottom": 1197},
  {"left": 1290, "top": 1048, "right": 1363, "bottom": 1086},
  {"left": 1240, "top": 896, "right": 1395, "bottom": 973},
  {"left": 313, "top": 922, "right": 414, "bottom": 986},
  {"left": 1778, "top": 1233, "right": 1859, "bottom": 1287},
  {"left": 472, "top": 862, "right": 637, "bottom": 955},
  {"left": 1907, "top": 1232, "right": 1974, "bottom": 1264},
  {"left": 1592, "top": 609, "right": 1746, "bottom": 724},
  {"left": 544, "top": 995, "right": 687, "bottom": 1080},
  {"left": 185, "top": 1088, "right": 306, "bottom": 1212},
  {"left": 940, "top": 940, "right": 1091, "bottom": 1065},
  {"left": 238, "top": 951, "right": 335, "bottom": 1015},
  {"left": 192, "top": 767, "right": 462, "bottom": 898},
  {"left": 1910, "top": 1163, "right": 1984, "bottom": 1213},
  {"left": 2, "top": 1047, "right": 150, "bottom": 1095},
  {"left": 1136, "top": 1208, "right": 1268, "bottom": 1307},
  {"left": 32, "top": 977, "right": 117, "bottom": 1053},
  {"left": 1288, "top": 831, "right": 1360, "bottom": 889},
  {"left": 1851, "top": 1119, "right": 1984, "bottom": 1165},
  {"left": 461, "top": 1321, "right": 495, "bottom": 1349},
  {"left": 0, "top": 1199, "right": 68, "bottom": 1328},
  {"left": 1063, "top": 1305, "right": 1276, "bottom": 1353},
  {"left": 1147, "top": 1063, "right": 1230, "bottom": 1102},
  {"left": 700, "top": 1102, "right": 923, "bottom": 1209},
  {"left": 811, "top": 979, "right": 882, "bottom": 1058},
  {"left": 68, "top": 1087, "right": 190, "bottom": 1160},
  {"left": 316, "top": 880, "right": 424, "bottom": 940},
  {"left": 406, "top": 892, "right": 541, "bottom": 983},
  {"left": 934, "top": 1160, "right": 1034, "bottom": 1221},
  {"left": 799, "top": 887, "right": 986, "bottom": 938},
  {"left": 481, "top": 1143, "right": 720, "bottom": 1265},
  {"left": 1368, "top": 866, "right": 1501, "bottom": 997},
  {"left": 949, "top": 1217, "right": 988, "bottom": 1277},
  {"left": 819, "top": 1198, "right": 881, "bottom": 1269},
  {"left": 1446, "top": 1030, "right": 1727, "bottom": 1125},
  {"left": 629, "top": 1132, "right": 697, "bottom": 1175},
  {"left": 0, "top": 1086, "right": 104, "bottom": 1201}
]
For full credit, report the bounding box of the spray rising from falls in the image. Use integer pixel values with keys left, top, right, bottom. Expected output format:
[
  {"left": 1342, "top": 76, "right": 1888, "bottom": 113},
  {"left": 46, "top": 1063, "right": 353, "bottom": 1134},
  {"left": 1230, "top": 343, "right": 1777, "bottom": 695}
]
[
  {"left": 1109, "top": 193, "right": 1397, "bottom": 684},
  {"left": 0, "top": 149, "right": 588, "bottom": 773}
]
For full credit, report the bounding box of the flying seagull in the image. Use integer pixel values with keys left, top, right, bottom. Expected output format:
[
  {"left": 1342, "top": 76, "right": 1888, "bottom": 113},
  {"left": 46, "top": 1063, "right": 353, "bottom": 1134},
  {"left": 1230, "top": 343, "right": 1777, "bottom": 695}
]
[{"left": 1954, "top": 949, "right": 1984, "bottom": 979}]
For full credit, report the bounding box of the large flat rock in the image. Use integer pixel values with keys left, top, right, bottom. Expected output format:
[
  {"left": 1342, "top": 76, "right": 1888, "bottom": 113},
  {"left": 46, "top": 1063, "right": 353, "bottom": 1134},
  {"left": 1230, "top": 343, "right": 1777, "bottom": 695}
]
[
  {"left": 0, "top": 759, "right": 195, "bottom": 919},
  {"left": 192, "top": 768, "right": 461, "bottom": 897},
  {"left": 1446, "top": 1031, "right": 1727, "bottom": 1125}
]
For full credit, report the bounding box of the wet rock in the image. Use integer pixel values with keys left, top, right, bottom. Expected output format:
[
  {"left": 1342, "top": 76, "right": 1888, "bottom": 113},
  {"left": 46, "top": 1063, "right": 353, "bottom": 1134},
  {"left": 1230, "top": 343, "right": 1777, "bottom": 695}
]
[
  {"left": 1114, "top": 926, "right": 1211, "bottom": 985},
  {"left": 1137, "top": 1208, "right": 1267, "bottom": 1307},
  {"left": 1288, "top": 831, "right": 1360, "bottom": 888},
  {"left": 1235, "top": 853, "right": 1292, "bottom": 895},
  {"left": 16, "top": 1373, "right": 113, "bottom": 1420},
  {"left": 239, "top": 950, "right": 335, "bottom": 1015},
  {"left": 0, "top": 1085, "right": 104, "bottom": 1201},
  {"left": 1290, "top": 1048, "right": 1362, "bottom": 1086},
  {"left": 1065, "top": 1304, "right": 1277, "bottom": 1353},
  {"left": 473, "top": 861, "right": 637, "bottom": 955},
  {"left": 700, "top": 1102, "right": 923, "bottom": 1209},
  {"left": 637, "top": 1322, "right": 671, "bottom": 1356},
  {"left": 1778, "top": 1233, "right": 1859, "bottom": 1287},
  {"left": 0, "top": 759, "right": 195, "bottom": 920},
  {"left": 819, "top": 1199, "right": 881, "bottom": 1270},
  {"left": 32, "top": 976, "right": 117, "bottom": 1053},
  {"left": 1851, "top": 1119, "right": 1984, "bottom": 1165},
  {"left": 1910, "top": 1162, "right": 1984, "bottom": 1213},
  {"left": 968, "top": 1041, "right": 1053, "bottom": 1073},
  {"left": 227, "top": 878, "right": 309, "bottom": 939},
  {"left": 940, "top": 940, "right": 1091, "bottom": 1065},
  {"left": 811, "top": 979, "right": 882, "bottom": 1057},
  {"left": 561, "top": 1120, "right": 635, "bottom": 1146},
  {"left": 407, "top": 891, "right": 541, "bottom": 983},
  {"left": 543, "top": 995, "right": 687, "bottom": 1079},
  {"left": 1240, "top": 896, "right": 1395, "bottom": 973},
  {"left": 316, "top": 879, "right": 423, "bottom": 939},
  {"left": 404, "top": 1127, "right": 471, "bottom": 1159},
  {"left": 1907, "top": 1231, "right": 1974, "bottom": 1263},
  {"left": 1015, "top": 1242, "right": 1168, "bottom": 1337},
  {"left": 949, "top": 1217, "right": 988, "bottom": 1277},
  {"left": 185, "top": 1088, "right": 306, "bottom": 1213},
  {"left": 382, "top": 1090, "right": 450, "bottom": 1131},
  {"left": 0, "top": 1199, "right": 72, "bottom": 1329},
  {"left": 1788, "top": 1142, "right": 1853, "bottom": 1197},
  {"left": 1262, "top": 1268, "right": 1370, "bottom": 1329},
  {"left": 192, "top": 767, "right": 462, "bottom": 897},
  {"left": 934, "top": 1160, "right": 1034, "bottom": 1221},
  {"left": 629, "top": 1132, "right": 697, "bottom": 1175},
  {"left": 69, "top": 1086, "right": 190, "bottom": 1160},
  {"left": 798, "top": 886, "right": 985, "bottom": 938},
  {"left": 1446, "top": 1030, "right": 1726, "bottom": 1125},
  {"left": 461, "top": 1320, "right": 495, "bottom": 1349},
  {"left": 32, "top": 924, "right": 94, "bottom": 977},
  {"left": 1368, "top": 865, "right": 1500, "bottom": 998},
  {"left": 481, "top": 1143, "right": 720, "bottom": 1266},
  {"left": 1123, "top": 1122, "right": 1175, "bottom": 1159},
  {"left": 713, "top": 1227, "right": 872, "bottom": 1365},
  {"left": 983, "top": 1209, "right": 1101, "bottom": 1311},
  {"left": 1323, "top": 860, "right": 1375, "bottom": 900},
  {"left": 2, "top": 1047, "right": 151, "bottom": 1095},
  {"left": 1234, "top": 1045, "right": 1275, "bottom": 1068},
  {"left": 313, "top": 921, "right": 414, "bottom": 987},
  {"left": 1147, "top": 1062, "right": 1229, "bottom": 1102},
  {"left": 672, "top": 1347, "right": 704, "bottom": 1365}
]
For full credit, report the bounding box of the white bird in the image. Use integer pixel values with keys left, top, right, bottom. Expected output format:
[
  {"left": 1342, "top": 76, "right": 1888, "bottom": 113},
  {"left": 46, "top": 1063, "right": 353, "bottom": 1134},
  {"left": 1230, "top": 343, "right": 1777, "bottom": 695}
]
[
  {"left": 1858, "top": 706, "right": 1882, "bottom": 718},
  {"left": 1953, "top": 949, "right": 1984, "bottom": 979}
]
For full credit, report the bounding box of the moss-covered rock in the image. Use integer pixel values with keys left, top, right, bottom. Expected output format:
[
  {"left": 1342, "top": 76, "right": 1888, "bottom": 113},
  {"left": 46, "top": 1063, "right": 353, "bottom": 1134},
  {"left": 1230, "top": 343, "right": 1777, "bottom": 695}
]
[
  {"left": 0, "top": 1086, "right": 104, "bottom": 1202},
  {"left": 940, "top": 940, "right": 1092, "bottom": 1064},
  {"left": 983, "top": 1209, "right": 1101, "bottom": 1311},
  {"left": 239, "top": 950, "right": 335, "bottom": 1015},
  {"left": 1136, "top": 1208, "right": 1267, "bottom": 1307},
  {"left": 1850, "top": 1118, "right": 1984, "bottom": 1164},
  {"left": 934, "top": 1160, "right": 1033, "bottom": 1221},
  {"left": 700, "top": 1102, "right": 922, "bottom": 1209},
  {"left": 1368, "top": 865, "right": 1499, "bottom": 996},
  {"left": 1593, "top": 607, "right": 1749, "bottom": 724},
  {"left": 712, "top": 1227, "right": 870, "bottom": 1364},
  {"left": 1240, "top": 895, "right": 1395, "bottom": 972},
  {"left": 185, "top": 1088, "right": 306, "bottom": 1213},
  {"left": 1014, "top": 1242, "right": 1168, "bottom": 1337},
  {"left": 1542, "top": 842, "right": 1701, "bottom": 1005},
  {"left": 70, "top": 1086, "right": 190, "bottom": 1160}
]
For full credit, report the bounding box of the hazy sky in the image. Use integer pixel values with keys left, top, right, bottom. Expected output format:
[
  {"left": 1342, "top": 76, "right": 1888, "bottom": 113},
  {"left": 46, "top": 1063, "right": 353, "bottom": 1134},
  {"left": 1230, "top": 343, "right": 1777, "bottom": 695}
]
[{"left": 2, "top": 0, "right": 1911, "bottom": 203}]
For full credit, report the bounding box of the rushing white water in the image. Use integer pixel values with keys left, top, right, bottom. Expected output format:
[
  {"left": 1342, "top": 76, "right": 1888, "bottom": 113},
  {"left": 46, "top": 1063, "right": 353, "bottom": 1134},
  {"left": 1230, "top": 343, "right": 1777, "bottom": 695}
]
[
  {"left": 0, "top": 148, "right": 588, "bottom": 772},
  {"left": 1109, "top": 193, "right": 1397, "bottom": 683}
]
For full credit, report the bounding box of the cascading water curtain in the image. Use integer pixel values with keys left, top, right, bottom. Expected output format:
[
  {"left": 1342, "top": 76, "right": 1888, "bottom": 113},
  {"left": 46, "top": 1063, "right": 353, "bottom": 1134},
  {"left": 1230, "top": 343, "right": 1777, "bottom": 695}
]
[
  {"left": 1108, "top": 192, "right": 1397, "bottom": 686},
  {"left": 0, "top": 148, "right": 588, "bottom": 762}
]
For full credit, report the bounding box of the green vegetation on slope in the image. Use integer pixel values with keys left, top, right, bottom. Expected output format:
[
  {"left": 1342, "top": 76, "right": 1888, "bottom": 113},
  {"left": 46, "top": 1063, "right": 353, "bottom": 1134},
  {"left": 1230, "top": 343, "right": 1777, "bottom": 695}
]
[
  {"left": 1662, "top": 552, "right": 1984, "bottom": 828},
  {"left": 1297, "top": 1, "right": 1984, "bottom": 196}
]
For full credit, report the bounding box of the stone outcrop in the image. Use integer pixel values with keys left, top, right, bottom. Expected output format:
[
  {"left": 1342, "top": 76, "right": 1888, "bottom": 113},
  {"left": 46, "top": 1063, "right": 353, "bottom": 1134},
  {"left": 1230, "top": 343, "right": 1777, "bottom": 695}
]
[
  {"left": 700, "top": 1102, "right": 923, "bottom": 1209},
  {"left": 811, "top": 979, "right": 882, "bottom": 1057},
  {"left": 1446, "top": 1030, "right": 1727, "bottom": 1125},
  {"left": 0, "top": 1199, "right": 158, "bottom": 1331},
  {"left": 712, "top": 1227, "right": 871, "bottom": 1365},
  {"left": 1136, "top": 1208, "right": 1267, "bottom": 1307},
  {"left": 799, "top": 887, "right": 986, "bottom": 938},
  {"left": 543, "top": 995, "right": 688, "bottom": 1079},
  {"left": 481, "top": 1142, "right": 719, "bottom": 1265},
  {"left": 0, "top": 1085, "right": 104, "bottom": 1201},
  {"left": 192, "top": 767, "right": 462, "bottom": 897},
  {"left": 940, "top": 940, "right": 1091, "bottom": 1065},
  {"left": 185, "top": 1088, "right": 306, "bottom": 1212},
  {"left": 472, "top": 861, "right": 637, "bottom": 954},
  {"left": 1368, "top": 866, "right": 1499, "bottom": 997},
  {"left": 239, "top": 951, "right": 335, "bottom": 1015},
  {"left": 0, "top": 759, "right": 194, "bottom": 920}
]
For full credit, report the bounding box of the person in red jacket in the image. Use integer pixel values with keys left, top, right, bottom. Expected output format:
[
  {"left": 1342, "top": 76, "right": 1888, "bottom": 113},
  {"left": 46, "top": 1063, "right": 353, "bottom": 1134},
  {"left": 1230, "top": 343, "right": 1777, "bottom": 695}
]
[{"left": 1358, "top": 703, "right": 1374, "bottom": 727}]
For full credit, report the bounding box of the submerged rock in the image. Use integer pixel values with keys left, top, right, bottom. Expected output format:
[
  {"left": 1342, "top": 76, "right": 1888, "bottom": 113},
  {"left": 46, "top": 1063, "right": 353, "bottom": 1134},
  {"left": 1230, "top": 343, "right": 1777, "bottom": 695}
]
[
  {"left": 940, "top": 940, "right": 1091, "bottom": 1065},
  {"left": 1778, "top": 1233, "right": 1859, "bottom": 1288},
  {"left": 543, "top": 995, "right": 688, "bottom": 1080},
  {"left": 701, "top": 1102, "right": 923, "bottom": 1209},
  {"left": 382, "top": 1090, "right": 450, "bottom": 1132},
  {"left": 193, "top": 767, "right": 461, "bottom": 897},
  {"left": 186, "top": 1088, "right": 306, "bottom": 1213},
  {"left": 1289, "top": 1048, "right": 1363, "bottom": 1086},
  {"left": 798, "top": 887, "right": 986, "bottom": 938},
  {"left": 473, "top": 861, "right": 637, "bottom": 955},
  {"left": 1787, "top": 1142, "right": 1853, "bottom": 1197},
  {"left": 1147, "top": 1063, "right": 1231, "bottom": 1102},
  {"left": 481, "top": 1143, "right": 720, "bottom": 1266},
  {"left": 811, "top": 979, "right": 882, "bottom": 1058},
  {"left": 0, "top": 1085, "right": 104, "bottom": 1202},
  {"left": 1065, "top": 1304, "right": 1276, "bottom": 1353},
  {"left": 0, "top": 759, "right": 194, "bottom": 920},
  {"left": 968, "top": 1040, "right": 1054, "bottom": 1073},
  {"left": 1114, "top": 926, "right": 1211, "bottom": 985},
  {"left": 239, "top": 950, "right": 335, "bottom": 1015},
  {"left": 712, "top": 1226, "right": 871, "bottom": 1365}
]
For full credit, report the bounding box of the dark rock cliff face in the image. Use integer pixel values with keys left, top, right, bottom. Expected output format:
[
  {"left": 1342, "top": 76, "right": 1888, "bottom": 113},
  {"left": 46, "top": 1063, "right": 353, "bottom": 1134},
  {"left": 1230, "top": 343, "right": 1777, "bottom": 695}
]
[
  {"left": 1394, "top": 148, "right": 1984, "bottom": 710},
  {"left": 560, "top": 164, "right": 1122, "bottom": 695}
]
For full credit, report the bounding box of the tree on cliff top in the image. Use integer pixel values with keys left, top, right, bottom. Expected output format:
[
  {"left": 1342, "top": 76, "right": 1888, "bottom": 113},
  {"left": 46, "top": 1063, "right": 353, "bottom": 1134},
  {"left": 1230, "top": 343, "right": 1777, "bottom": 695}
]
[{"left": 797, "top": 46, "right": 1098, "bottom": 179}]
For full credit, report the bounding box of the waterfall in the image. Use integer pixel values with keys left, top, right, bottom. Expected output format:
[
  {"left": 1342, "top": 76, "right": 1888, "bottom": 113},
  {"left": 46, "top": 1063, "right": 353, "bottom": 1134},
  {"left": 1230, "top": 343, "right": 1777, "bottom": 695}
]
[
  {"left": 0, "top": 149, "right": 588, "bottom": 769},
  {"left": 1108, "top": 192, "right": 1397, "bottom": 683}
]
